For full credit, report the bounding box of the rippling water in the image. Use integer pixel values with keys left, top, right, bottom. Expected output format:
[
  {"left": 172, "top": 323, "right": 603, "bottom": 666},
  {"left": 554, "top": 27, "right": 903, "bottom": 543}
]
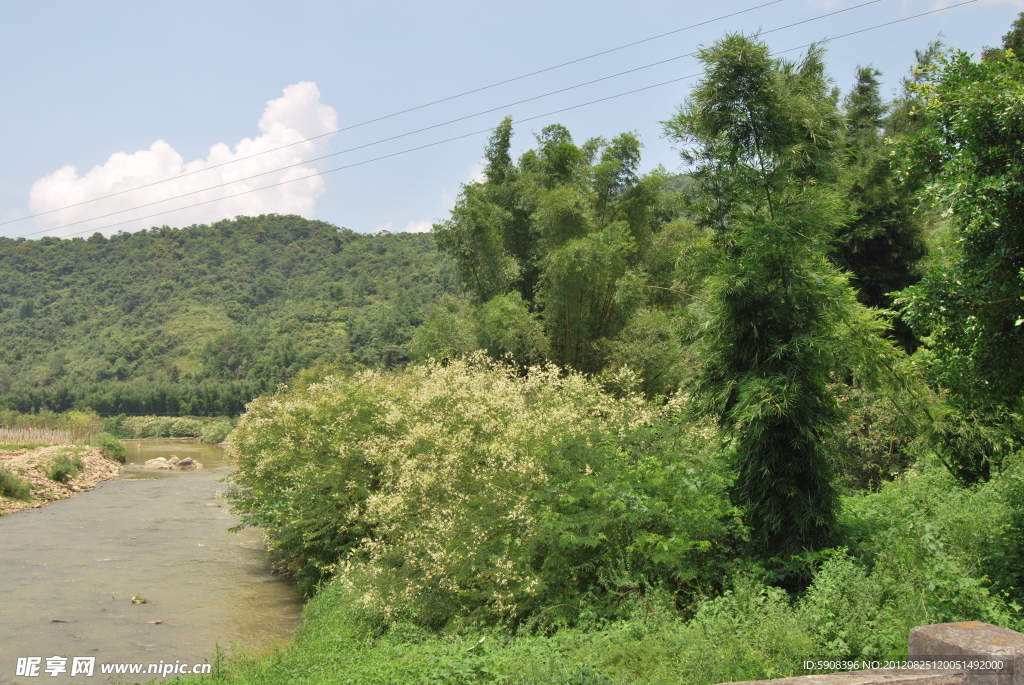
[{"left": 0, "top": 440, "right": 303, "bottom": 684}]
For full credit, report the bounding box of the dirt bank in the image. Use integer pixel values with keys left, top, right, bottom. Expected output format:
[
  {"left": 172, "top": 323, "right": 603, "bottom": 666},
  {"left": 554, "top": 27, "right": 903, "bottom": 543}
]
[{"left": 0, "top": 445, "right": 121, "bottom": 516}]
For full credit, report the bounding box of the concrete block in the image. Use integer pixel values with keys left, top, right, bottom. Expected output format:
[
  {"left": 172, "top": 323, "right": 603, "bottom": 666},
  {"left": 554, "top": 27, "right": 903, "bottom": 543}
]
[{"left": 909, "top": 622, "right": 1024, "bottom": 685}]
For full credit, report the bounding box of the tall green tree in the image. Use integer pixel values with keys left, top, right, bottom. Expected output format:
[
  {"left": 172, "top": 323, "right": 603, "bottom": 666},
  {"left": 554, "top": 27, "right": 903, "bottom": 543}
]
[
  {"left": 832, "top": 66, "right": 926, "bottom": 350},
  {"left": 664, "top": 35, "right": 885, "bottom": 568},
  {"left": 894, "top": 44, "right": 1024, "bottom": 481}
]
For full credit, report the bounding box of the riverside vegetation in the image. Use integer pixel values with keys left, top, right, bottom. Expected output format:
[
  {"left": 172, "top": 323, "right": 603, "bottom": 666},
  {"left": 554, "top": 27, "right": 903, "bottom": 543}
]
[
  {"left": 181, "top": 360, "right": 1024, "bottom": 684},
  {"left": 0, "top": 408, "right": 128, "bottom": 513},
  {"left": 165, "top": 21, "right": 1024, "bottom": 685},
  {"left": 0, "top": 408, "right": 232, "bottom": 513},
  {"left": 0, "top": 441, "right": 125, "bottom": 515},
  {"left": 2, "top": 19, "right": 1021, "bottom": 685},
  {"left": 0, "top": 408, "right": 234, "bottom": 451}
]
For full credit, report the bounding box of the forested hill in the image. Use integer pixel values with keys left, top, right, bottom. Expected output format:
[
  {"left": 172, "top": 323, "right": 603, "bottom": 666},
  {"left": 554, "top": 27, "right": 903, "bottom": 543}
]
[{"left": 0, "top": 215, "right": 454, "bottom": 414}]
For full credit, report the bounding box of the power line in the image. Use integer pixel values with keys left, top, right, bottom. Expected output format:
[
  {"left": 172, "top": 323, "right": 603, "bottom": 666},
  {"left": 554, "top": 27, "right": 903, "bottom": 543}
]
[
  {"left": 0, "top": 0, "right": 788, "bottom": 228},
  {"left": 18, "top": 0, "right": 886, "bottom": 239},
  {"left": 36, "top": 2, "right": 980, "bottom": 241},
  {"left": 32, "top": 83, "right": 701, "bottom": 239},
  {"left": 39, "top": 0, "right": 978, "bottom": 242}
]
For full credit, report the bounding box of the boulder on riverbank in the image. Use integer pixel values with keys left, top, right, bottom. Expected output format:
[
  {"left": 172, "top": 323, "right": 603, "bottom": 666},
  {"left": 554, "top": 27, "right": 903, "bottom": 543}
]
[{"left": 142, "top": 456, "right": 203, "bottom": 471}]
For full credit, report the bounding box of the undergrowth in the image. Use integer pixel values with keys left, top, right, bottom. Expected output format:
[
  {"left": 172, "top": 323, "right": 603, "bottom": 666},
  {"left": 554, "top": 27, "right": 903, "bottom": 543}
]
[
  {"left": 92, "top": 432, "right": 127, "bottom": 462},
  {"left": 103, "top": 414, "right": 234, "bottom": 444},
  {"left": 169, "top": 359, "right": 1024, "bottom": 685},
  {"left": 0, "top": 465, "right": 31, "bottom": 500},
  {"left": 47, "top": 453, "right": 84, "bottom": 483},
  {"left": 172, "top": 538, "right": 1023, "bottom": 685}
]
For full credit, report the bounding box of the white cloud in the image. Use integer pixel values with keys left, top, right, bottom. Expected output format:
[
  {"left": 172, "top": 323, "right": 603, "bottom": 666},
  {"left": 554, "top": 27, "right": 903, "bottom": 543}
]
[
  {"left": 440, "top": 188, "right": 458, "bottom": 210},
  {"left": 439, "top": 159, "right": 488, "bottom": 212},
  {"left": 374, "top": 222, "right": 393, "bottom": 234},
  {"left": 405, "top": 220, "right": 432, "bottom": 233},
  {"left": 466, "top": 161, "right": 487, "bottom": 184},
  {"left": 29, "top": 81, "right": 338, "bottom": 236}
]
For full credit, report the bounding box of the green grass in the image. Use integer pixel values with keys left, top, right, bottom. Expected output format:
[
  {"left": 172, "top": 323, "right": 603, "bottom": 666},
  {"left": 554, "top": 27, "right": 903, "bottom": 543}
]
[
  {"left": 171, "top": 582, "right": 756, "bottom": 685},
  {"left": 0, "top": 442, "right": 47, "bottom": 450},
  {"left": 169, "top": 458, "right": 1024, "bottom": 685},
  {"left": 0, "top": 465, "right": 31, "bottom": 500},
  {"left": 165, "top": 571, "right": 867, "bottom": 685}
]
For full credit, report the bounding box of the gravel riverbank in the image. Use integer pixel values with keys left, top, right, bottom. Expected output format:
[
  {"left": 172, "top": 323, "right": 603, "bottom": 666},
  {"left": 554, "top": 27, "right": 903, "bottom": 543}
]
[{"left": 0, "top": 445, "right": 121, "bottom": 516}]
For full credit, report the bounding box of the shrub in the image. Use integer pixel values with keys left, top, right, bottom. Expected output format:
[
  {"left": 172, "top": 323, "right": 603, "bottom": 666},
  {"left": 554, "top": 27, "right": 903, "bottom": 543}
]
[
  {"left": 200, "top": 419, "right": 233, "bottom": 444},
  {"left": 48, "top": 453, "right": 84, "bottom": 483},
  {"left": 58, "top": 410, "right": 102, "bottom": 441},
  {"left": 521, "top": 419, "right": 744, "bottom": 627},
  {"left": 0, "top": 465, "right": 31, "bottom": 500},
  {"left": 145, "top": 416, "right": 174, "bottom": 437},
  {"left": 841, "top": 458, "right": 1024, "bottom": 630},
  {"left": 115, "top": 414, "right": 232, "bottom": 441},
  {"left": 169, "top": 416, "right": 204, "bottom": 438},
  {"left": 93, "top": 432, "right": 127, "bottom": 463},
  {"left": 229, "top": 355, "right": 742, "bottom": 628},
  {"left": 121, "top": 416, "right": 161, "bottom": 438},
  {"left": 101, "top": 413, "right": 129, "bottom": 438},
  {"left": 826, "top": 380, "right": 919, "bottom": 492}
]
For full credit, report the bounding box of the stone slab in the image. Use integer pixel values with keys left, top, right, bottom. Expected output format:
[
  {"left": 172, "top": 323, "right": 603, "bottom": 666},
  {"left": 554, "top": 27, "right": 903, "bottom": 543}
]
[
  {"left": 728, "top": 670, "right": 965, "bottom": 685},
  {"left": 719, "top": 623, "right": 1024, "bottom": 685},
  {"left": 909, "top": 622, "right": 1024, "bottom": 685}
]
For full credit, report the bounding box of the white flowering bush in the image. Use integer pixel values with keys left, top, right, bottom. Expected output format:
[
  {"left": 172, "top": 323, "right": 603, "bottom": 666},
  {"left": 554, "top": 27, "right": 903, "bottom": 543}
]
[{"left": 229, "top": 354, "right": 743, "bottom": 627}]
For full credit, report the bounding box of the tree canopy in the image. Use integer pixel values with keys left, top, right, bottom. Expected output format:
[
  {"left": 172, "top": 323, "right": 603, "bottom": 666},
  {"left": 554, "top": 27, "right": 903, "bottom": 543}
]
[
  {"left": 428, "top": 117, "right": 704, "bottom": 395},
  {"left": 892, "top": 45, "right": 1024, "bottom": 481},
  {"left": 0, "top": 215, "right": 453, "bottom": 414}
]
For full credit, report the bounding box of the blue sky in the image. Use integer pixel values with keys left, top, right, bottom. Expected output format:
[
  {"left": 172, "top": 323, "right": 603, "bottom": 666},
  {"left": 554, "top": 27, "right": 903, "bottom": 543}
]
[{"left": 0, "top": 0, "right": 1018, "bottom": 238}]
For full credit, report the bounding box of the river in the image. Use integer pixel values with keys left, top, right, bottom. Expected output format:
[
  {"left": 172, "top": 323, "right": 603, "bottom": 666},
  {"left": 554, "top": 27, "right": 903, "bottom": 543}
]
[{"left": 0, "top": 440, "right": 303, "bottom": 684}]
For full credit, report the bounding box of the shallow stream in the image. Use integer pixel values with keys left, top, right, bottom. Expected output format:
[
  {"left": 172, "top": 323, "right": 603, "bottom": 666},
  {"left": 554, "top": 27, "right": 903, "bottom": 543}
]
[{"left": 0, "top": 440, "right": 303, "bottom": 683}]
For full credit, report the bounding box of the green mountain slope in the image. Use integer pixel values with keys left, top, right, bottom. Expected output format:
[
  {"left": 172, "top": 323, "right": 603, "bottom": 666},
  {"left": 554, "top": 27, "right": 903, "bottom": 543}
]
[{"left": 0, "top": 215, "right": 453, "bottom": 414}]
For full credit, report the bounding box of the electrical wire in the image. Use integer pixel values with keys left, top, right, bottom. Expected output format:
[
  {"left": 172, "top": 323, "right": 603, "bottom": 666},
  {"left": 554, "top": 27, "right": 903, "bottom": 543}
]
[
  {"left": 0, "top": 0, "right": 788, "bottom": 228},
  {"left": 16, "top": 0, "right": 888, "bottom": 239},
  {"left": 18, "top": 0, "right": 977, "bottom": 241}
]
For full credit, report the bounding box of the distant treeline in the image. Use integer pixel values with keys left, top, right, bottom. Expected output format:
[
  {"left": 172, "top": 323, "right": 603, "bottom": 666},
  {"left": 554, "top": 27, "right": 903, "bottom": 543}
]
[
  {"left": 0, "top": 379, "right": 265, "bottom": 415},
  {"left": 0, "top": 215, "right": 455, "bottom": 414}
]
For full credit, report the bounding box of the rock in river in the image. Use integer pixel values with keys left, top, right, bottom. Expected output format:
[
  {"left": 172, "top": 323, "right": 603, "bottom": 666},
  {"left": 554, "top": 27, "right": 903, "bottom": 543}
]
[{"left": 142, "top": 457, "right": 203, "bottom": 471}]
